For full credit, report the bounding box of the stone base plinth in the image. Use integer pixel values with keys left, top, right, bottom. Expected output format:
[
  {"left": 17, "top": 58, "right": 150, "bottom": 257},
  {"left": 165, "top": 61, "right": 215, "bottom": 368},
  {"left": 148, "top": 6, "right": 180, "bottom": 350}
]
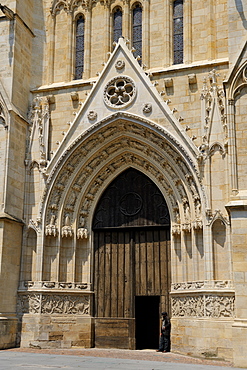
[
  {"left": 232, "top": 320, "right": 247, "bottom": 368},
  {"left": 20, "top": 314, "right": 94, "bottom": 349},
  {"left": 0, "top": 316, "right": 18, "bottom": 349},
  {"left": 171, "top": 317, "right": 234, "bottom": 362}
]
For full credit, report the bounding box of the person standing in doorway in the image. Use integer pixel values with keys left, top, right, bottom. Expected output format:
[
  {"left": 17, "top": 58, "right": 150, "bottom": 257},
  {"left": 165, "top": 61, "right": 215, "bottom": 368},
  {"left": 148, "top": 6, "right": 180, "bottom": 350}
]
[{"left": 156, "top": 311, "right": 171, "bottom": 352}]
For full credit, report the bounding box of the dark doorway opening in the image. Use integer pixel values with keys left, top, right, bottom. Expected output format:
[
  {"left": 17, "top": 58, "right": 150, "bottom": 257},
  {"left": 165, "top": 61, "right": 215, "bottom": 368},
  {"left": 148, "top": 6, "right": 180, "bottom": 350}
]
[{"left": 135, "top": 296, "right": 160, "bottom": 349}]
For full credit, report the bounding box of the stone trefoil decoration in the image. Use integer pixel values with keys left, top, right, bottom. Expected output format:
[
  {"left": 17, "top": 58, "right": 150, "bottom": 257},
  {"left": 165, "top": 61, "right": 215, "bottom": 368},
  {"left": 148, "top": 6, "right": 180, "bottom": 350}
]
[{"left": 104, "top": 76, "right": 136, "bottom": 108}]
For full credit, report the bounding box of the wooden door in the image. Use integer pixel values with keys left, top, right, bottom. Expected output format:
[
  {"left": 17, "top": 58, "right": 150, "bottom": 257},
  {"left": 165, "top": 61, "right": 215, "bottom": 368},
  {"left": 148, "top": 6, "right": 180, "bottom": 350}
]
[{"left": 93, "top": 168, "right": 170, "bottom": 348}]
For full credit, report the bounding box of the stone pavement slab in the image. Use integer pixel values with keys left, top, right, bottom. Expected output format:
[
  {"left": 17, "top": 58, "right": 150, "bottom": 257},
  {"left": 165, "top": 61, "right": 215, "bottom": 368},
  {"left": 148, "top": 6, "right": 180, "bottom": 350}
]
[{"left": 0, "top": 349, "right": 245, "bottom": 370}]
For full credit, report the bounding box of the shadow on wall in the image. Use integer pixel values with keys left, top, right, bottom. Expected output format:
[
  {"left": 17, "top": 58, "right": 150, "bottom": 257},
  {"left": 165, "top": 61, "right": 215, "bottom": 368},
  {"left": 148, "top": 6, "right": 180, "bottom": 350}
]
[{"left": 235, "top": 0, "right": 247, "bottom": 29}]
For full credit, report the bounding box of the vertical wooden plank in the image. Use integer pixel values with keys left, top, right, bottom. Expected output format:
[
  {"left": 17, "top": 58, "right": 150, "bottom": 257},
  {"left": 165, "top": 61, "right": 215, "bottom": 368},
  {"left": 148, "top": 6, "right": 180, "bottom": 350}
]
[
  {"left": 139, "top": 230, "right": 147, "bottom": 295},
  {"left": 146, "top": 229, "right": 154, "bottom": 295},
  {"left": 124, "top": 230, "right": 131, "bottom": 318},
  {"left": 160, "top": 228, "right": 167, "bottom": 297},
  {"left": 94, "top": 231, "right": 99, "bottom": 317},
  {"left": 104, "top": 232, "right": 112, "bottom": 317},
  {"left": 97, "top": 231, "right": 105, "bottom": 317},
  {"left": 118, "top": 231, "right": 125, "bottom": 317},
  {"left": 135, "top": 230, "right": 140, "bottom": 296},
  {"left": 111, "top": 231, "right": 118, "bottom": 317},
  {"left": 153, "top": 229, "right": 161, "bottom": 295}
]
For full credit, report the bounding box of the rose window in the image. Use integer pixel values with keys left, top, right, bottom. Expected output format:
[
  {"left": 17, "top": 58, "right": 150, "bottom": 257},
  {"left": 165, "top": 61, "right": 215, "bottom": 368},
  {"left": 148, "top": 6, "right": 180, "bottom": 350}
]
[{"left": 104, "top": 76, "right": 136, "bottom": 108}]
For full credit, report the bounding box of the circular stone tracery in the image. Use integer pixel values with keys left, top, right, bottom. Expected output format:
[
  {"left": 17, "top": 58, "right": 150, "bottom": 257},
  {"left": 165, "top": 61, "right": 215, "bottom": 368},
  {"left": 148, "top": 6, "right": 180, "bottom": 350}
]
[{"left": 104, "top": 76, "right": 136, "bottom": 108}]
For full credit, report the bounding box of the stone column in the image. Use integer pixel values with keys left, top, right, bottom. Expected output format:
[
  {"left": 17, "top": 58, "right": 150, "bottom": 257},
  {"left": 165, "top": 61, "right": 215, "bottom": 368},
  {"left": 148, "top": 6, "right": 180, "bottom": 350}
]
[
  {"left": 122, "top": 0, "right": 130, "bottom": 40},
  {"left": 66, "top": 11, "right": 73, "bottom": 82},
  {"left": 226, "top": 202, "right": 247, "bottom": 368},
  {"left": 227, "top": 99, "right": 238, "bottom": 194},
  {"left": 84, "top": 8, "right": 92, "bottom": 80},
  {"left": 163, "top": 0, "right": 172, "bottom": 67},
  {"left": 184, "top": 0, "right": 192, "bottom": 64},
  {"left": 48, "top": 14, "right": 56, "bottom": 84},
  {"left": 142, "top": 0, "right": 150, "bottom": 68}
]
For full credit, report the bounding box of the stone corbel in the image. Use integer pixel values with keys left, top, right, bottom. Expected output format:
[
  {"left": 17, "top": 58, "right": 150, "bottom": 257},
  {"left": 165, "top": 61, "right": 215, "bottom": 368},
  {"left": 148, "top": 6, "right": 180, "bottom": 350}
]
[
  {"left": 172, "top": 224, "right": 181, "bottom": 235},
  {"left": 71, "top": 92, "right": 79, "bottom": 101},
  {"left": 61, "top": 225, "right": 73, "bottom": 238},
  {"left": 164, "top": 78, "right": 173, "bottom": 88},
  {"left": 188, "top": 73, "right": 197, "bottom": 84},
  {"left": 77, "top": 228, "right": 88, "bottom": 239},
  {"left": 182, "top": 223, "right": 191, "bottom": 233},
  {"left": 45, "top": 224, "right": 58, "bottom": 237},
  {"left": 192, "top": 219, "right": 203, "bottom": 230}
]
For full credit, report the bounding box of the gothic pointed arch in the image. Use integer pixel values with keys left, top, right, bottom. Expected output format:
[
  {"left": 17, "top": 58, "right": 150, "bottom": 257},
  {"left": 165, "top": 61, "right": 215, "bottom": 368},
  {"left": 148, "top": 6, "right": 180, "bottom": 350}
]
[{"left": 40, "top": 115, "right": 205, "bottom": 241}]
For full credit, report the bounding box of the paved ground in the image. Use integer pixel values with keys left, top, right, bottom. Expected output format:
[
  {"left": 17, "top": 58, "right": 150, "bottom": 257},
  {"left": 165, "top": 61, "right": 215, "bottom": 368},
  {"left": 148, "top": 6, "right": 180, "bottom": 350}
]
[{"left": 0, "top": 348, "right": 244, "bottom": 370}]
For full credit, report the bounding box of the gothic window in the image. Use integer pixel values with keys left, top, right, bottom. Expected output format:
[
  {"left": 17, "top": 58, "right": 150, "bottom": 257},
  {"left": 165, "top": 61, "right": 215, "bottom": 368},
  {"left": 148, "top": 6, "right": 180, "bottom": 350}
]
[
  {"left": 132, "top": 3, "right": 142, "bottom": 62},
  {"left": 75, "top": 15, "right": 85, "bottom": 80},
  {"left": 173, "top": 0, "right": 183, "bottom": 65},
  {"left": 113, "top": 7, "right": 122, "bottom": 43}
]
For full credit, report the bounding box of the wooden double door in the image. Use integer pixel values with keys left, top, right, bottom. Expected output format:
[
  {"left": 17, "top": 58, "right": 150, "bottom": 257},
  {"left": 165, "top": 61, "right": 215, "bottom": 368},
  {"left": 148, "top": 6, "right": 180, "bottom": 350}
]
[{"left": 93, "top": 169, "right": 171, "bottom": 349}]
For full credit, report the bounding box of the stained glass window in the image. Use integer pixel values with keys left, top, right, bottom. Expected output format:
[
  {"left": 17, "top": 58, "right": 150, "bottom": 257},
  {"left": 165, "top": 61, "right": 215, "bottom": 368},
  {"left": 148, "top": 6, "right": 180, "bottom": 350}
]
[
  {"left": 75, "top": 15, "right": 85, "bottom": 80},
  {"left": 173, "top": 0, "right": 183, "bottom": 65},
  {"left": 132, "top": 4, "right": 142, "bottom": 63},
  {"left": 113, "top": 8, "right": 122, "bottom": 43}
]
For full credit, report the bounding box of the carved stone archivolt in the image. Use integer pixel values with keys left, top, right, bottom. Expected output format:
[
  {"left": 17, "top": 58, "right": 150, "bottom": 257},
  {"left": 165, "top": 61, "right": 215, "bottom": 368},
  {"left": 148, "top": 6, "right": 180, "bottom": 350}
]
[
  {"left": 17, "top": 292, "right": 90, "bottom": 315},
  {"left": 42, "top": 117, "right": 203, "bottom": 236}
]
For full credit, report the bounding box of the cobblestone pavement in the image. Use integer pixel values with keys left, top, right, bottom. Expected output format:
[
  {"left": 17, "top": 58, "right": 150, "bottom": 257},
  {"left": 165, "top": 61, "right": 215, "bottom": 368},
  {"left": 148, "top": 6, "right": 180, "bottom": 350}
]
[{"left": 0, "top": 348, "right": 244, "bottom": 370}]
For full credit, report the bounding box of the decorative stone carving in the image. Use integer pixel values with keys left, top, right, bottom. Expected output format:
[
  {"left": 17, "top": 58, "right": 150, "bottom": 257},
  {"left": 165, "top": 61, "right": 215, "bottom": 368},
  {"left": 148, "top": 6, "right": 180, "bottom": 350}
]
[
  {"left": 199, "top": 70, "right": 227, "bottom": 160},
  {"left": 62, "top": 214, "right": 73, "bottom": 237},
  {"left": 77, "top": 228, "right": 88, "bottom": 239},
  {"left": 103, "top": 76, "right": 136, "bottom": 108},
  {"left": 27, "top": 95, "right": 51, "bottom": 173},
  {"left": 87, "top": 110, "right": 97, "bottom": 121},
  {"left": 188, "top": 74, "right": 197, "bottom": 84},
  {"left": 71, "top": 92, "right": 79, "bottom": 101},
  {"left": 17, "top": 293, "right": 90, "bottom": 315},
  {"left": 115, "top": 59, "right": 125, "bottom": 70},
  {"left": 42, "top": 118, "right": 203, "bottom": 231},
  {"left": 171, "top": 294, "right": 235, "bottom": 318},
  {"left": 45, "top": 214, "right": 58, "bottom": 237},
  {"left": 143, "top": 103, "right": 152, "bottom": 113},
  {"left": 172, "top": 224, "right": 181, "bottom": 235}
]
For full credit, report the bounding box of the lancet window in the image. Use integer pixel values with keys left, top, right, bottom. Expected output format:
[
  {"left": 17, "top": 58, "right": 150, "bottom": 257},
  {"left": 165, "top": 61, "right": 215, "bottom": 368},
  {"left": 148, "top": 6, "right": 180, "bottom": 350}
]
[
  {"left": 173, "top": 0, "right": 184, "bottom": 64},
  {"left": 113, "top": 7, "right": 123, "bottom": 43},
  {"left": 75, "top": 15, "right": 85, "bottom": 80},
  {"left": 132, "top": 3, "right": 142, "bottom": 62}
]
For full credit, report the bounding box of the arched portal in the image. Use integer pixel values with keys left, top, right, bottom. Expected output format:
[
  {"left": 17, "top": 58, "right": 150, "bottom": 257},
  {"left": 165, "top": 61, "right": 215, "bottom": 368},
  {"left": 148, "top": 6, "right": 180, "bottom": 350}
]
[{"left": 92, "top": 168, "right": 171, "bottom": 349}]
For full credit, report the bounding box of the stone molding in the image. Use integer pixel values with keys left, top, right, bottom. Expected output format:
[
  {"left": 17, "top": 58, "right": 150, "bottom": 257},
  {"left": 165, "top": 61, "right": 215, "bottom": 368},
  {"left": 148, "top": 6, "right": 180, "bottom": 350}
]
[
  {"left": 171, "top": 280, "right": 234, "bottom": 292},
  {"left": 17, "top": 292, "right": 90, "bottom": 315},
  {"left": 20, "top": 281, "right": 90, "bottom": 291}
]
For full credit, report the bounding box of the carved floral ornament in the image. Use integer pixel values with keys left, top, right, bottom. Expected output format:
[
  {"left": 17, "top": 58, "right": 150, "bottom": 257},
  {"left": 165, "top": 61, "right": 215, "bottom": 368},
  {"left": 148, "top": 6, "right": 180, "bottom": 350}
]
[{"left": 42, "top": 119, "right": 203, "bottom": 237}]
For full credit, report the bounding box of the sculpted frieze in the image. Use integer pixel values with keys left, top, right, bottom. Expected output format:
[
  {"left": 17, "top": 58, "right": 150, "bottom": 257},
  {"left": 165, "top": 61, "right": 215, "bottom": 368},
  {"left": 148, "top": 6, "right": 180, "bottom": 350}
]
[
  {"left": 17, "top": 292, "right": 90, "bottom": 315},
  {"left": 172, "top": 294, "right": 235, "bottom": 318}
]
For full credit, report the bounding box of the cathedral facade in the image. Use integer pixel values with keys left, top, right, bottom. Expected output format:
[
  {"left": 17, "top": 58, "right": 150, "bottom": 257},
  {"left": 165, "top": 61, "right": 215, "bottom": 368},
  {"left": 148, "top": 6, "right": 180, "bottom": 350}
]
[{"left": 0, "top": 0, "right": 247, "bottom": 367}]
